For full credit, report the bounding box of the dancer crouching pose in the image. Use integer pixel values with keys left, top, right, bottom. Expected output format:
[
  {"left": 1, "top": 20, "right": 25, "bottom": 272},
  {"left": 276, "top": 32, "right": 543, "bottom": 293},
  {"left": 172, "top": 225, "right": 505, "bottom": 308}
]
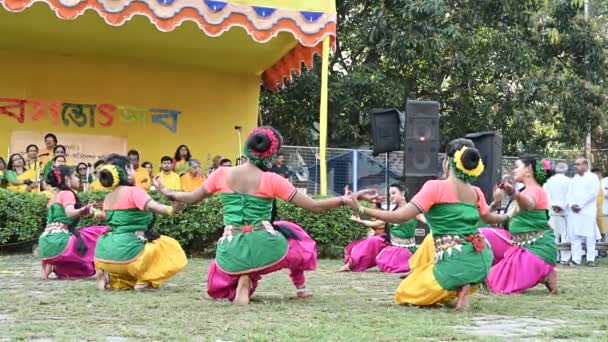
[
  {"left": 39, "top": 166, "right": 107, "bottom": 279},
  {"left": 338, "top": 183, "right": 425, "bottom": 273},
  {"left": 94, "top": 154, "right": 187, "bottom": 290},
  {"left": 348, "top": 139, "right": 507, "bottom": 311},
  {"left": 486, "top": 155, "right": 558, "bottom": 295},
  {"left": 154, "top": 126, "right": 376, "bottom": 305}
]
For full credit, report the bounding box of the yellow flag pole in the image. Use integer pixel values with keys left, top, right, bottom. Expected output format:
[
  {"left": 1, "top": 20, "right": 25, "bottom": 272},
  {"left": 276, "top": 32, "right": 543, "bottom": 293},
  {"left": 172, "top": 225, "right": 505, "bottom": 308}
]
[{"left": 319, "top": 37, "right": 330, "bottom": 196}]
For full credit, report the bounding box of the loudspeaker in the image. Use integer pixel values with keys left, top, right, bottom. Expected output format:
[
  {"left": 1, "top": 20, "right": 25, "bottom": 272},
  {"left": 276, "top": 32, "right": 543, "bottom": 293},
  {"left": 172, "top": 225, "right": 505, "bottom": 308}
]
[
  {"left": 465, "top": 131, "right": 503, "bottom": 204},
  {"left": 370, "top": 109, "right": 402, "bottom": 155},
  {"left": 404, "top": 100, "right": 440, "bottom": 177}
]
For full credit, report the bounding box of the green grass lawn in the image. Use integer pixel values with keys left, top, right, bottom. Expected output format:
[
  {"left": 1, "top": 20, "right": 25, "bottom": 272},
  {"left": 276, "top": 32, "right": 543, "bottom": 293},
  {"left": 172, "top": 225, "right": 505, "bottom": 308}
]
[{"left": 0, "top": 255, "right": 606, "bottom": 341}]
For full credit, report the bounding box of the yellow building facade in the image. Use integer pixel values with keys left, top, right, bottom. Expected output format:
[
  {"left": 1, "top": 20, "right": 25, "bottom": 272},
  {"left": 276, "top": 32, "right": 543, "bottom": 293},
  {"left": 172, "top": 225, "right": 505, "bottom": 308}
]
[{"left": 0, "top": 0, "right": 336, "bottom": 167}]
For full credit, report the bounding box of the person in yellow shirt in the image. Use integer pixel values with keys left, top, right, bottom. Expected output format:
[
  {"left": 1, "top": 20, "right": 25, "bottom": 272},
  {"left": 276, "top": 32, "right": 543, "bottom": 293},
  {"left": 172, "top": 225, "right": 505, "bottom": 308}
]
[
  {"left": 38, "top": 133, "right": 58, "bottom": 165},
  {"left": 159, "top": 156, "right": 181, "bottom": 191},
  {"left": 180, "top": 159, "right": 206, "bottom": 191},
  {"left": 128, "top": 150, "right": 151, "bottom": 190}
]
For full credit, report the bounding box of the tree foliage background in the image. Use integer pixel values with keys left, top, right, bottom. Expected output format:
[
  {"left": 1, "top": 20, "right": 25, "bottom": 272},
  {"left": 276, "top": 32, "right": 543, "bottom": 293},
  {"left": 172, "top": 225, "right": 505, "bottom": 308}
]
[{"left": 260, "top": 0, "right": 608, "bottom": 157}]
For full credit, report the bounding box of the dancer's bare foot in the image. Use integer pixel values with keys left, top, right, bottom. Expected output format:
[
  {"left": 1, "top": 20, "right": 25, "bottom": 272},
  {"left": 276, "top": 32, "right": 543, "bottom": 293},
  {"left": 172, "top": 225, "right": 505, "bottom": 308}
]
[
  {"left": 235, "top": 275, "right": 251, "bottom": 305},
  {"left": 337, "top": 263, "right": 351, "bottom": 273},
  {"left": 296, "top": 286, "right": 313, "bottom": 298},
  {"left": 134, "top": 283, "right": 158, "bottom": 291},
  {"left": 543, "top": 270, "right": 558, "bottom": 295},
  {"left": 455, "top": 284, "right": 471, "bottom": 312},
  {"left": 95, "top": 270, "right": 108, "bottom": 290},
  {"left": 399, "top": 271, "right": 411, "bottom": 279},
  {"left": 40, "top": 263, "right": 53, "bottom": 280}
]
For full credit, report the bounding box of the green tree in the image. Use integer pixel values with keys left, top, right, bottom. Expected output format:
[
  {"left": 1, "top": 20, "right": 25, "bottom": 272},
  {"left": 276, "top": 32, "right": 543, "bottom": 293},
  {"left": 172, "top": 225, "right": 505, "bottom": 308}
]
[{"left": 260, "top": 0, "right": 608, "bottom": 156}]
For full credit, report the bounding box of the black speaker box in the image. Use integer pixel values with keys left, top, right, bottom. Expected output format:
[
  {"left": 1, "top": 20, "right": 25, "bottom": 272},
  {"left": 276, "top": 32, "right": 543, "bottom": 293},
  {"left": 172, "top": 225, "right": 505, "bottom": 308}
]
[
  {"left": 465, "top": 131, "right": 503, "bottom": 204},
  {"left": 370, "top": 109, "right": 401, "bottom": 155},
  {"left": 404, "top": 100, "right": 440, "bottom": 177}
]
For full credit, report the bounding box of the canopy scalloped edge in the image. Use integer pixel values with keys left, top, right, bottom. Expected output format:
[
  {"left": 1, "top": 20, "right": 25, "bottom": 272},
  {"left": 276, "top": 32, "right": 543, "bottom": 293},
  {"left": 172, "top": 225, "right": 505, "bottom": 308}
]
[{"left": 1, "top": 0, "right": 337, "bottom": 91}]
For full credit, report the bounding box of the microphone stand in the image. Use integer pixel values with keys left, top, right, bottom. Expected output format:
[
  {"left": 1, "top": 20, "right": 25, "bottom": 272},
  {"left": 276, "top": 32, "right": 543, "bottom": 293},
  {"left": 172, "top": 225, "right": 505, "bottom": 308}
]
[{"left": 234, "top": 126, "right": 243, "bottom": 161}]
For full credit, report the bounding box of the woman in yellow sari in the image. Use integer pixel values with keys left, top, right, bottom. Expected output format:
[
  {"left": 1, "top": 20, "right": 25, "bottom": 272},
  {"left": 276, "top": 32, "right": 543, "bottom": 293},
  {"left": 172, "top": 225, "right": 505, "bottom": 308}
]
[
  {"left": 94, "top": 154, "right": 187, "bottom": 291},
  {"left": 5, "top": 153, "right": 39, "bottom": 192}
]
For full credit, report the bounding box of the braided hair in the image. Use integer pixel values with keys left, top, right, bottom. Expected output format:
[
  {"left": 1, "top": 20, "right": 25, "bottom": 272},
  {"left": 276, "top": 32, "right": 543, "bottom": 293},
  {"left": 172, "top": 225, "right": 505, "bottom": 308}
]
[{"left": 45, "top": 166, "right": 87, "bottom": 256}]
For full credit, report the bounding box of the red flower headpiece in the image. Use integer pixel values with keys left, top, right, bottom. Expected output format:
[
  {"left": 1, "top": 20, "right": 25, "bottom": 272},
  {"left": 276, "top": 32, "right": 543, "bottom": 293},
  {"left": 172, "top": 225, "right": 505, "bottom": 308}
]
[{"left": 248, "top": 128, "right": 280, "bottom": 158}]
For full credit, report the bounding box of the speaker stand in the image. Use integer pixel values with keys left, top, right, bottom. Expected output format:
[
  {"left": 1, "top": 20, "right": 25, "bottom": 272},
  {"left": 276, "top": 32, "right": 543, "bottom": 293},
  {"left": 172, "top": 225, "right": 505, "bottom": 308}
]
[{"left": 385, "top": 152, "right": 390, "bottom": 210}]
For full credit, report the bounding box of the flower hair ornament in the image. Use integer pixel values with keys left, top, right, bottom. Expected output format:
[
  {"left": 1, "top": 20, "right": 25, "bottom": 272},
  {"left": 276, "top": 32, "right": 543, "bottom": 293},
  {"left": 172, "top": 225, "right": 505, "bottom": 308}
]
[
  {"left": 243, "top": 127, "right": 282, "bottom": 167},
  {"left": 534, "top": 159, "right": 550, "bottom": 185},
  {"left": 100, "top": 164, "right": 121, "bottom": 189},
  {"left": 450, "top": 146, "right": 485, "bottom": 183}
]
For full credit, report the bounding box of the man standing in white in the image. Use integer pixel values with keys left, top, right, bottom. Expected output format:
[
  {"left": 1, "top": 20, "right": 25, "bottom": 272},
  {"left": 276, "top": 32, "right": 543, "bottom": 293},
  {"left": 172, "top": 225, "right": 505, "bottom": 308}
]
[
  {"left": 543, "top": 162, "right": 571, "bottom": 264},
  {"left": 567, "top": 158, "right": 600, "bottom": 267}
]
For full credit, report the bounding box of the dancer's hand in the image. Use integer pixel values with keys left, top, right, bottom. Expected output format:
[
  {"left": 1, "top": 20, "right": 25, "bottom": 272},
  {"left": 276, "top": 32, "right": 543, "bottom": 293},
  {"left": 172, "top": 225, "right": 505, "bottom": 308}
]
[
  {"left": 356, "top": 189, "right": 379, "bottom": 202},
  {"left": 349, "top": 215, "right": 362, "bottom": 223},
  {"left": 152, "top": 176, "right": 168, "bottom": 195},
  {"left": 501, "top": 180, "right": 516, "bottom": 196},
  {"left": 347, "top": 192, "right": 361, "bottom": 210},
  {"left": 493, "top": 187, "right": 505, "bottom": 203}
]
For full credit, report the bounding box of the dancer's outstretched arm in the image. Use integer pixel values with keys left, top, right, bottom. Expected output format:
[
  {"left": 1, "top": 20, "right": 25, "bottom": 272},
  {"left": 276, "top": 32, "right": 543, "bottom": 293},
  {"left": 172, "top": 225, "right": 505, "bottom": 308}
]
[
  {"left": 347, "top": 194, "right": 420, "bottom": 224},
  {"left": 290, "top": 189, "right": 378, "bottom": 213},
  {"left": 350, "top": 216, "right": 385, "bottom": 229},
  {"left": 153, "top": 177, "right": 211, "bottom": 204},
  {"left": 145, "top": 199, "right": 177, "bottom": 216}
]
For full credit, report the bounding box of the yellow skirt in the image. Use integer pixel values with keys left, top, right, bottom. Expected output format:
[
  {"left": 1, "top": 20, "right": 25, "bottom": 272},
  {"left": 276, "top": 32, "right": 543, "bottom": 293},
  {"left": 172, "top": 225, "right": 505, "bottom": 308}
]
[
  {"left": 95, "top": 236, "right": 187, "bottom": 290},
  {"left": 397, "top": 234, "right": 477, "bottom": 306}
]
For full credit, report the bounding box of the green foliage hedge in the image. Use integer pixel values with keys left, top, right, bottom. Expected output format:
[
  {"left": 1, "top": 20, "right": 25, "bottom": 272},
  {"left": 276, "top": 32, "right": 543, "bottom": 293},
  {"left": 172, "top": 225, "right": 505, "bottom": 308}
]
[{"left": 0, "top": 189, "right": 366, "bottom": 257}]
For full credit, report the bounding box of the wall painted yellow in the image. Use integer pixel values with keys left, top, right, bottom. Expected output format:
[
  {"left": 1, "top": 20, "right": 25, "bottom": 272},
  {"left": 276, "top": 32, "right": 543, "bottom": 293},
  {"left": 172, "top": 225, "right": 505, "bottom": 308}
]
[{"left": 0, "top": 49, "right": 260, "bottom": 169}]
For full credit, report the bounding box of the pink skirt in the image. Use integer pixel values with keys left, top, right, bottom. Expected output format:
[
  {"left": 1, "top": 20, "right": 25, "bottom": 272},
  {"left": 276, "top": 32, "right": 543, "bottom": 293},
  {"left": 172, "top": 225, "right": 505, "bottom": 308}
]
[
  {"left": 43, "top": 226, "right": 108, "bottom": 279},
  {"left": 207, "top": 221, "right": 317, "bottom": 301},
  {"left": 479, "top": 227, "right": 513, "bottom": 265},
  {"left": 375, "top": 245, "right": 413, "bottom": 273},
  {"left": 486, "top": 245, "right": 554, "bottom": 294},
  {"left": 343, "top": 235, "right": 387, "bottom": 272}
]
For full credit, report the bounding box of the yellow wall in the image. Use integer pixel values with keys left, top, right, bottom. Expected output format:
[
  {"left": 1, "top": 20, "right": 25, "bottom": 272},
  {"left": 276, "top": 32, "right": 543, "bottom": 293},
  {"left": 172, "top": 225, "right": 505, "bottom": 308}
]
[{"left": 0, "top": 49, "right": 260, "bottom": 169}]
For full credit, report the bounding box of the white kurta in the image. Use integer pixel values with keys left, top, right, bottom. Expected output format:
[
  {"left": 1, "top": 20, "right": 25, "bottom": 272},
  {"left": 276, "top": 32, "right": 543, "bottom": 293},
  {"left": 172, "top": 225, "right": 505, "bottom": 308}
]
[
  {"left": 567, "top": 172, "right": 600, "bottom": 238},
  {"left": 544, "top": 174, "right": 571, "bottom": 217},
  {"left": 544, "top": 174, "right": 572, "bottom": 262}
]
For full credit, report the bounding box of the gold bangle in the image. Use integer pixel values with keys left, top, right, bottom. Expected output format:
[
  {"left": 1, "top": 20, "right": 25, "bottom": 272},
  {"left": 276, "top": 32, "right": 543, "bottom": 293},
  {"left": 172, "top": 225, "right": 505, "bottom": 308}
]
[{"left": 166, "top": 206, "right": 174, "bottom": 216}]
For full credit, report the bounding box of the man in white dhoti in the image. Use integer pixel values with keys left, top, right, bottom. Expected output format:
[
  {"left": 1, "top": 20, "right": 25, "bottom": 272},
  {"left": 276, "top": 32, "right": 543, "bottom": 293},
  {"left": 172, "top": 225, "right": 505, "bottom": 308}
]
[
  {"left": 544, "top": 162, "right": 571, "bottom": 264},
  {"left": 567, "top": 158, "right": 601, "bottom": 267}
]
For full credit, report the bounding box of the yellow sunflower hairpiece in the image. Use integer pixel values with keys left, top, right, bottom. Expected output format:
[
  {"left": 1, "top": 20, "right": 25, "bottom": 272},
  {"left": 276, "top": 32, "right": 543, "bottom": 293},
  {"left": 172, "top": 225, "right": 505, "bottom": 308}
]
[
  {"left": 99, "top": 165, "right": 120, "bottom": 189},
  {"left": 452, "top": 147, "right": 485, "bottom": 182}
]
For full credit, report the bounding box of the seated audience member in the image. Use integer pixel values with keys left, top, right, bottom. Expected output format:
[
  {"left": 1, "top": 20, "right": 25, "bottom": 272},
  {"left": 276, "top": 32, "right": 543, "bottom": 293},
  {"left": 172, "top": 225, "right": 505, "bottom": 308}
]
[
  {"left": 6, "top": 153, "right": 38, "bottom": 192},
  {"left": 159, "top": 156, "right": 181, "bottom": 191},
  {"left": 181, "top": 159, "right": 206, "bottom": 191},
  {"left": 128, "top": 150, "right": 151, "bottom": 190},
  {"left": 219, "top": 158, "right": 232, "bottom": 167}
]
